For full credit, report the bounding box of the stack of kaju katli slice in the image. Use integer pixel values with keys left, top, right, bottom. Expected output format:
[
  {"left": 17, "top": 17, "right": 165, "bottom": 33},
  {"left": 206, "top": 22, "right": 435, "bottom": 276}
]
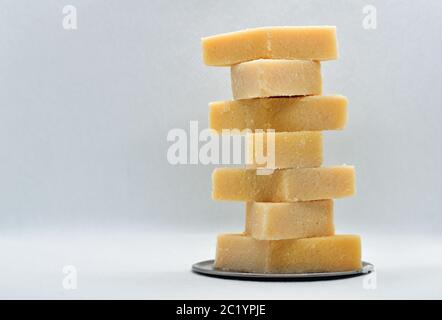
[{"left": 202, "top": 26, "right": 361, "bottom": 274}]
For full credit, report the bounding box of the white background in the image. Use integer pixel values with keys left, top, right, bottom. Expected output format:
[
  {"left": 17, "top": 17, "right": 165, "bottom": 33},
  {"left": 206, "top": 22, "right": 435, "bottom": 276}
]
[{"left": 0, "top": 0, "right": 441, "bottom": 299}]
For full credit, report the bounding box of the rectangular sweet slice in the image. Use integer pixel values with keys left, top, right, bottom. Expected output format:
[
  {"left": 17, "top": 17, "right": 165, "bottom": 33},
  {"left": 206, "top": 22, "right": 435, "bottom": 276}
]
[
  {"left": 212, "top": 166, "right": 355, "bottom": 202},
  {"left": 215, "top": 233, "right": 361, "bottom": 273},
  {"left": 209, "top": 95, "right": 348, "bottom": 132},
  {"left": 245, "top": 200, "right": 334, "bottom": 240},
  {"left": 202, "top": 26, "right": 338, "bottom": 66},
  {"left": 231, "top": 59, "right": 321, "bottom": 99},
  {"left": 245, "top": 131, "right": 322, "bottom": 169}
]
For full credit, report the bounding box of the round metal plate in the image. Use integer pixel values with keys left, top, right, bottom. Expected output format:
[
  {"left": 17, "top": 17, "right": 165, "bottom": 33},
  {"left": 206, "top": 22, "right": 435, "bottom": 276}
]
[{"left": 192, "top": 260, "right": 374, "bottom": 281}]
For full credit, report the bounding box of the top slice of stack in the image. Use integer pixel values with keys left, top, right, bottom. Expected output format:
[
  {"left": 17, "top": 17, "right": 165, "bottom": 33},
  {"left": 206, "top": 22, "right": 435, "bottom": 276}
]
[{"left": 202, "top": 26, "right": 338, "bottom": 66}]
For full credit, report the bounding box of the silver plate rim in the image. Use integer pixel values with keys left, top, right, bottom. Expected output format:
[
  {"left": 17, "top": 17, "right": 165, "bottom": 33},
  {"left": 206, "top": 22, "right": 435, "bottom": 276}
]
[{"left": 192, "top": 260, "right": 374, "bottom": 280}]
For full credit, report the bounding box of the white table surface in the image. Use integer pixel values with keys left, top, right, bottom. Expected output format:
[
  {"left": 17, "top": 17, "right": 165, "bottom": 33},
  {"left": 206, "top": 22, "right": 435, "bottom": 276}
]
[{"left": 1, "top": 229, "right": 441, "bottom": 299}]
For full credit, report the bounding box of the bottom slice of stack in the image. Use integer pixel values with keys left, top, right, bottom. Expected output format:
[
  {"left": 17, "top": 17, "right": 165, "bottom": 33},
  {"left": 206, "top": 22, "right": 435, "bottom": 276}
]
[{"left": 215, "top": 233, "right": 361, "bottom": 274}]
